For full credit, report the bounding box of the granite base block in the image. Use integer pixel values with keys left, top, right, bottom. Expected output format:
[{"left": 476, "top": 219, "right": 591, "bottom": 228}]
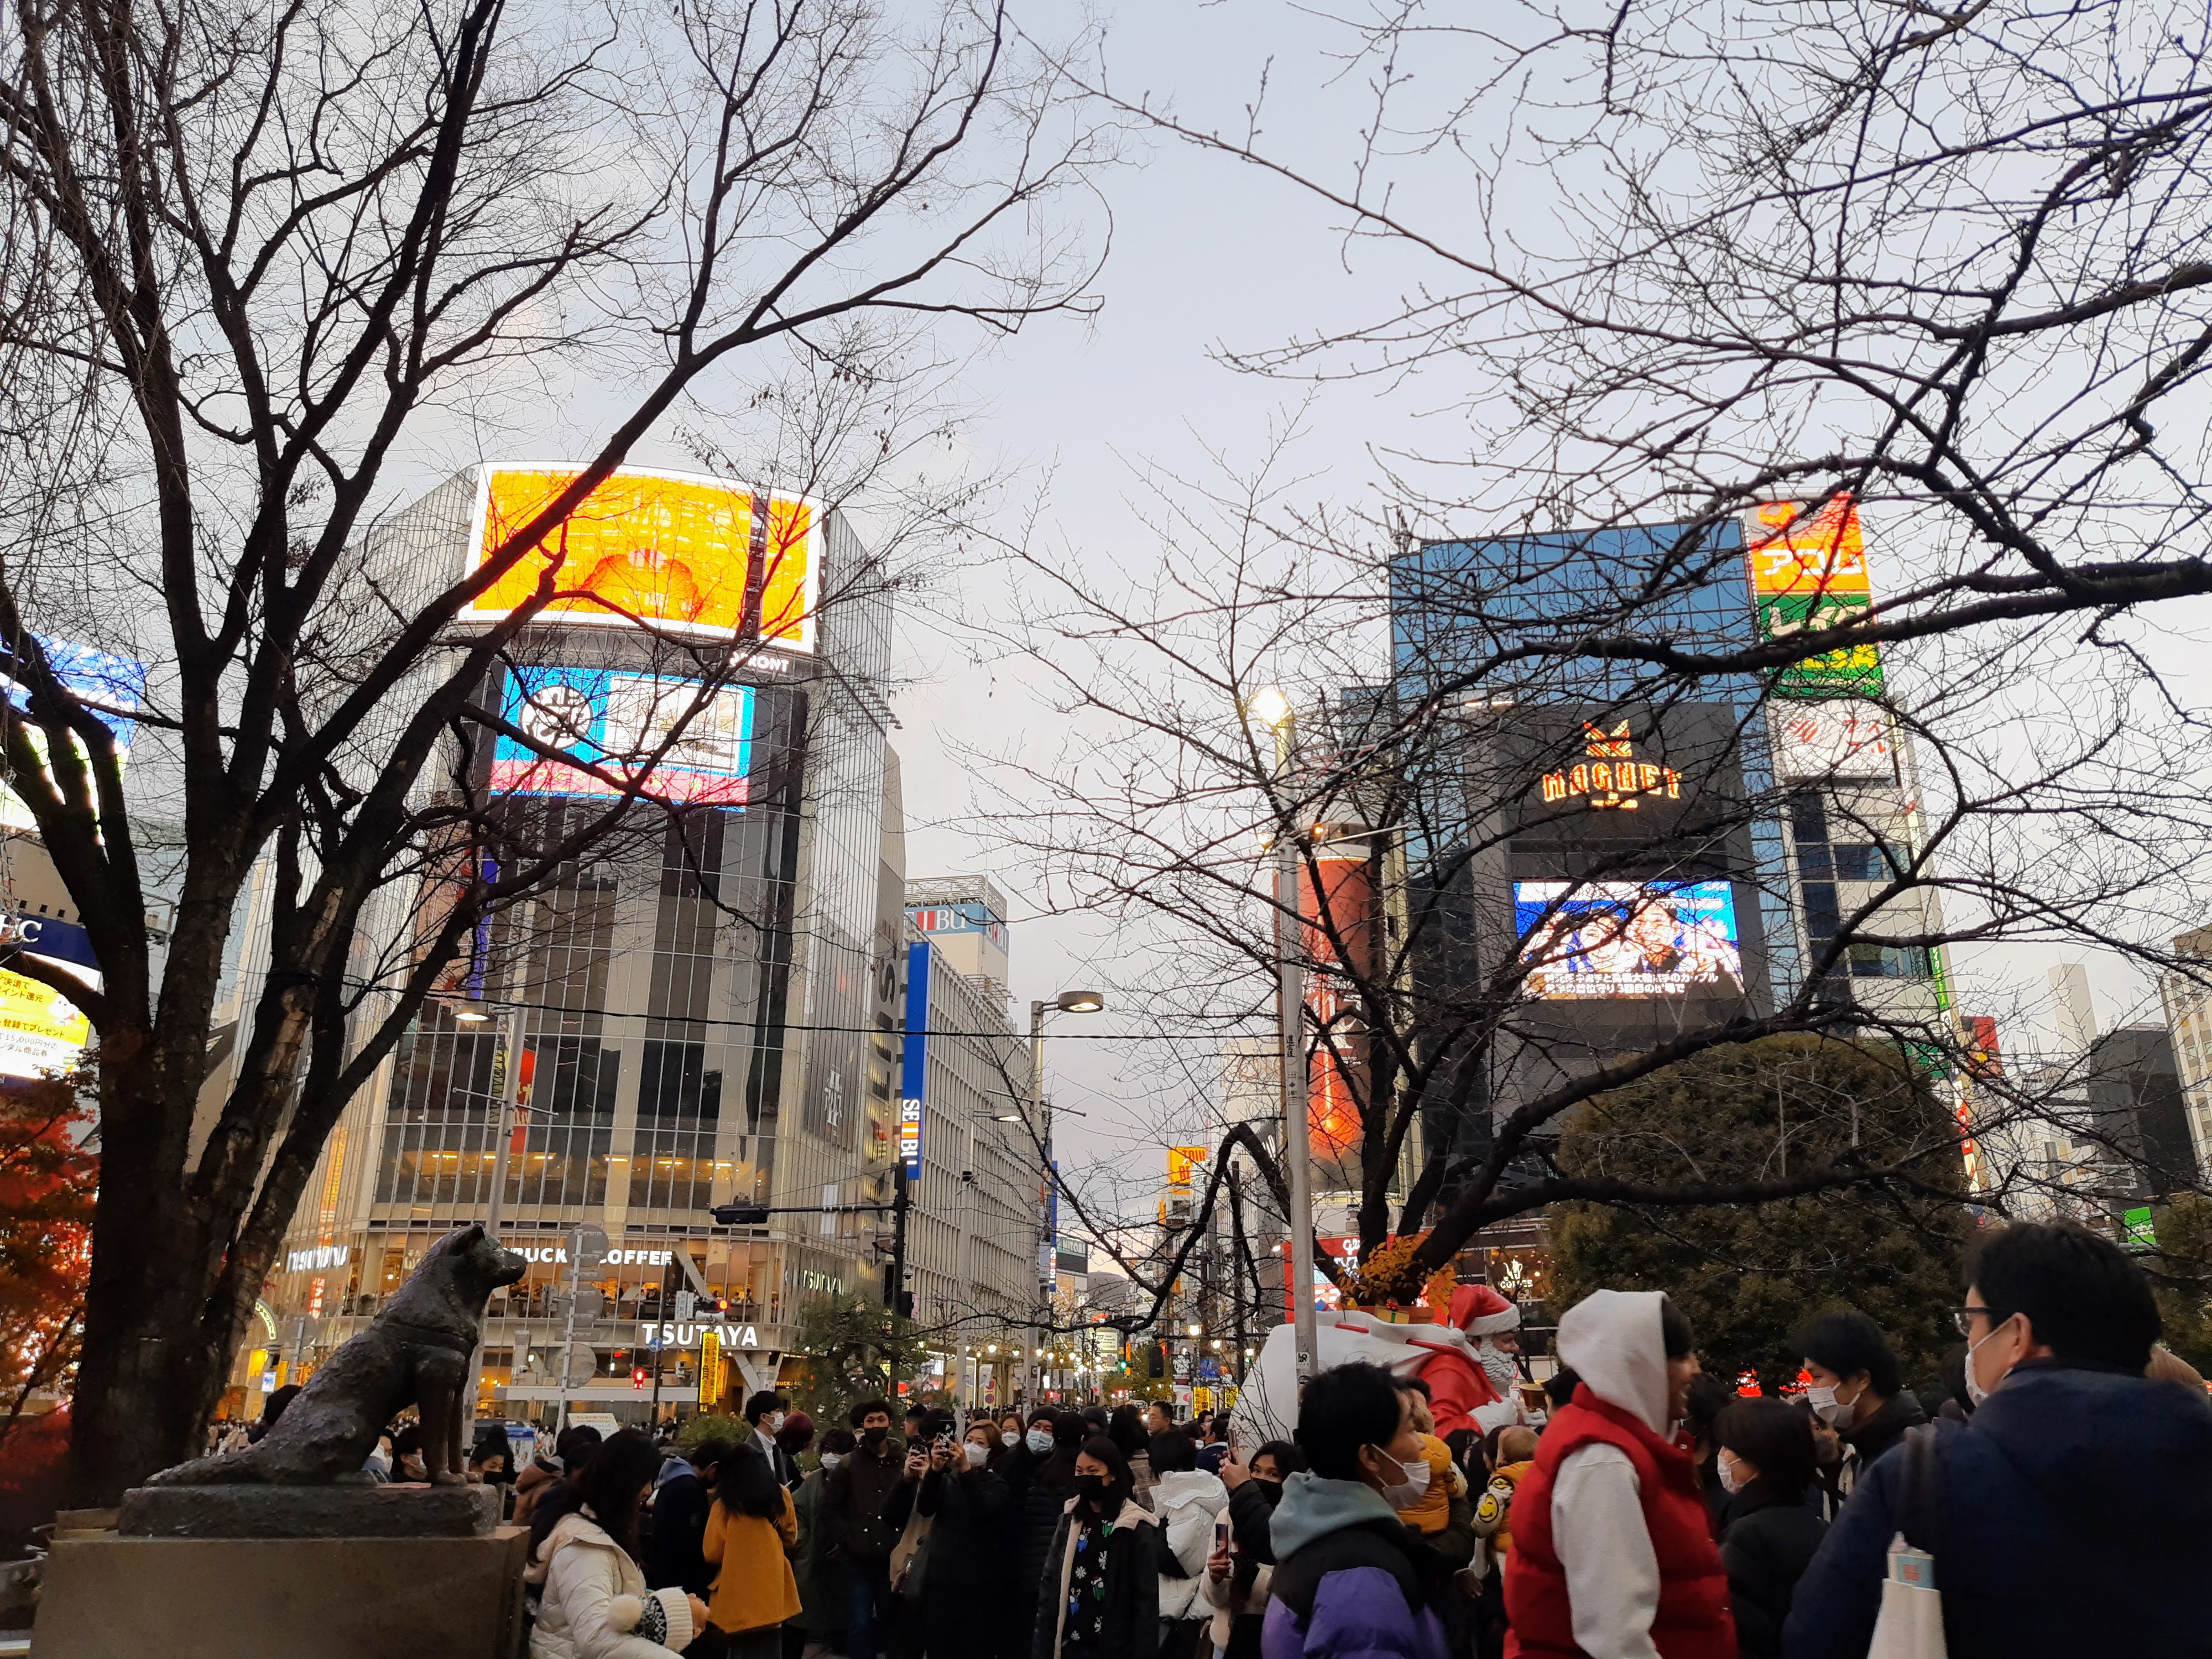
[
  {"left": 117, "top": 1480, "right": 499, "bottom": 1538},
  {"left": 31, "top": 1527, "right": 530, "bottom": 1659}
]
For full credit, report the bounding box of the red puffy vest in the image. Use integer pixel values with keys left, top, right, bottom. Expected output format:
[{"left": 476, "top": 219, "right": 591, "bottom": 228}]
[{"left": 1503, "top": 1393, "right": 1734, "bottom": 1659}]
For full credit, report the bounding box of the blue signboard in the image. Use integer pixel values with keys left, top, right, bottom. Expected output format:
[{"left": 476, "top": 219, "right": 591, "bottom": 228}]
[{"left": 900, "top": 941, "right": 931, "bottom": 1178}]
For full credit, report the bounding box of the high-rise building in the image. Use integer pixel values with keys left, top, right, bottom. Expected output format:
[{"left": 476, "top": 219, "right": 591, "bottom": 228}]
[
  {"left": 239, "top": 463, "right": 904, "bottom": 1422},
  {"left": 1389, "top": 500, "right": 1952, "bottom": 1193},
  {"left": 2156, "top": 927, "right": 2212, "bottom": 1186},
  {"left": 896, "top": 877, "right": 1043, "bottom": 1408}
]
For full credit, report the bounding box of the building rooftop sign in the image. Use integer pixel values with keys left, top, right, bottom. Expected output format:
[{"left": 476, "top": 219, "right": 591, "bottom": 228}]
[{"left": 1538, "top": 722, "right": 1684, "bottom": 811}]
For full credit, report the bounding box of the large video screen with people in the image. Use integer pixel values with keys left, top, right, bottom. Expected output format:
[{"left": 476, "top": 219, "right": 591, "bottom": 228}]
[{"left": 1513, "top": 879, "right": 1744, "bottom": 998}]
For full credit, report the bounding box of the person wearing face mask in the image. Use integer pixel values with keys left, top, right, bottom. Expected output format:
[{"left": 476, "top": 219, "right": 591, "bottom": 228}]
[
  {"left": 789, "top": 1428, "right": 855, "bottom": 1659},
  {"left": 1205, "top": 1441, "right": 1304, "bottom": 1659},
  {"left": 1784, "top": 1219, "right": 2212, "bottom": 1659},
  {"left": 1035, "top": 1434, "right": 1161, "bottom": 1659},
  {"left": 1791, "top": 1310, "right": 1924, "bottom": 1512},
  {"left": 1502, "top": 1290, "right": 1733, "bottom": 1659},
  {"left": 1261, "top": 1361, "right": 1450, "bottom": 1659},
  {"left": 1020, "top": 1413, "right": 1092, "bottom": 1642},
  {"left": 1710, "top": 1401, "right": 1823, "bottom": 1659},
  {"left": 901, "top": 1420, "right": 1019, "bottom": 1658},
  {"left": 822, "top": 1398, "right": 906, "bottom": 1659},
  {"left": 748, "top": 1390, "right": 802, "bottom": 1488}
]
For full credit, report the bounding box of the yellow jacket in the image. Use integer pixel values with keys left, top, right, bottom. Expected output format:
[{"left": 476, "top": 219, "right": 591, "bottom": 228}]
[{"left": 702, "top": 1486, "right": 801, "bottom": 1635}]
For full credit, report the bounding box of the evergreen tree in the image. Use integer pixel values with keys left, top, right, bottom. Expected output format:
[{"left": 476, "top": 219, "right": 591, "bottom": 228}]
[
  {"left": 1549, "top": 1036, "right": 1972, "bottom": 1392},
  {"left": 785, "top": 1292, "right": 931, "bottom": 1432}
]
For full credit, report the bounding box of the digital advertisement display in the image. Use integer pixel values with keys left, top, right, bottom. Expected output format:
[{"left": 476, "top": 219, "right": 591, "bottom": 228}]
[
  {"left": 0, "top": 636, "right": 148, "bottom": 832},
  {"left": 1747, "top": 495, "right": 1885, "bottom": 700},
  {"left": 1514, "top": 880, "right": 1744, "bottom": 998},
  {"left": 0, "top": 914, "right": 101, "bottom": 1078},
  {"left": 462, "top": 467, "right": 817, "bottom": 652},
  {"left": 1756, "top": 594, "right": 1886, "bottom": 697},
  {"left": 1747, "top": 494, "right": 1870, "bottom": 600},
  {"left": 492, "top": 666, "right": 753, "bottom": 805}
]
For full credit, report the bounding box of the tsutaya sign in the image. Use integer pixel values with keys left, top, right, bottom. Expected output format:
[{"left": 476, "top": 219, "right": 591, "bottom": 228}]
[
  {"left": 1539, "top": 723, "right": 1683, "bottom": 811},
  {"left": 286, "top": 1244, "right": 351, "bottom": 1273},
  {"left": 638, "top": 1320, "right": 761, "bottom": 1350}
]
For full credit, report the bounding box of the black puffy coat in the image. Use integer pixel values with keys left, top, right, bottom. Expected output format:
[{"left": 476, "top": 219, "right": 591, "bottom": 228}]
[
  {"left": 1719, "top": 1478, "right": 1826, "bottom": 1659},
  {"left": 1019, "top": 1448, "right": 1079, "bottom": 1616}
]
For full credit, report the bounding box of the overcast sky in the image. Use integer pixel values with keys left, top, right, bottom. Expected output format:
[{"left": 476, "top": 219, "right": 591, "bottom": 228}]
[{"left": 865, "top": 0, "right": 2212, "bottom": 1207}]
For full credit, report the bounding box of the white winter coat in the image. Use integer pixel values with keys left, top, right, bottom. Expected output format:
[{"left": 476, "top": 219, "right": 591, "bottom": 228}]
[
  {"left": 1151, "top": 1468, "right": 1229, "bottom": 1621},
  {"left": 530, "top": 1510, "right": 696, "bottom": 1659}
]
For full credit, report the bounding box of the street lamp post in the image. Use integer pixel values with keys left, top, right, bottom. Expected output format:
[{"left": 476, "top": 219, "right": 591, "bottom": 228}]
[
  {"left": 1027, "top": 988, "right": 1103, "bottom": 1408},
  {"left": 456, "top": 999, "right": 527, "bottom": 1416},
  {"left": 1249, "top": 687, "right": 1318, "bottom": 1387}
]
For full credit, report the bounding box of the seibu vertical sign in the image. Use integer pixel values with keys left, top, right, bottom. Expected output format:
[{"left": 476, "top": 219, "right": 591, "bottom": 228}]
[{"left": 900, "top": 940, "right": 931, "bottom": 1178}]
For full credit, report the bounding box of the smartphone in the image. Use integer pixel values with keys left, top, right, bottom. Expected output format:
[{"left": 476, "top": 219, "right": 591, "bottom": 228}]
[{"left": 1214, "top": 1520, "right": 1230, "bottom": 1551}]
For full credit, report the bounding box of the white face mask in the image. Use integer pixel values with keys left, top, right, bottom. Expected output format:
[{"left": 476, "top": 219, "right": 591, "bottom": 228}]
[
  {"left": 1027, "top": 1428, "right": 1055, "bottom": 1454},
  {"left": 1964, "top": 1320, "right": 2015, "bottom": 1408},
  {"left": 1804, "top": 1384, "right": 1855, "bottom": 1428},
  {"left": 767, "top": 1412, "right": 786, "bottom": 1434},
  {"left": 1717, "top": 1453, "right": 1743, "bottom": 1495},
  {"left": 1001, "top": 1431, "right": 1021, "bottom": 1448},
  {"left": 1374, "top": 1449, "right": 1432, "bottom": 1511},
  {"left": 820, "top": 1452, "right": 844, "bottom": 1471},
  {"left": 964, "top": 1442, "right": 990, "bottom": 1468}
]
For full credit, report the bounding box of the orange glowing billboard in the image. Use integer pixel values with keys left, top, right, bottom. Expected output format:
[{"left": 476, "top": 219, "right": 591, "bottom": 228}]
[
  {"left": 461, "top": 466, "right": 817, "bottom": 651},
  {"left": 1302, "top": 848, "right": 1378, "bottom": 1186},
  {"left": 1746, "top": 493, "right": 1870, "bottom": 600}
]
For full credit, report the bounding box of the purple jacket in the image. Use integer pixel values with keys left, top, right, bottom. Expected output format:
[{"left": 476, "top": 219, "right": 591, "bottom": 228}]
[{"left": 1259, "top": 1474, "right": 1450, "bottom": 1659}]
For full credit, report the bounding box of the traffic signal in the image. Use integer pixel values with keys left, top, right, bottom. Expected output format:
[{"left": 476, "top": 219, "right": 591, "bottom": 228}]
[
  {"left": 711, "top": 1204, "right": 771, "bottom": 1225},
  {"left": 632, "top": 1366, "right": 649, "bottom": 1389}
]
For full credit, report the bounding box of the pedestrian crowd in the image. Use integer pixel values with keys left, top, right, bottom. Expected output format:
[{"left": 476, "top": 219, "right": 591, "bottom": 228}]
[{"left": 507, "top": 1219, "right": 2212, "bottom": 1659}]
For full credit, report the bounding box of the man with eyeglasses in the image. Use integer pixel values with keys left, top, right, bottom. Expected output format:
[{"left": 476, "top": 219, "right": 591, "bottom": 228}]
[{"left": 1783, "top": 1220, "right": 2212, "bottom": 1659}]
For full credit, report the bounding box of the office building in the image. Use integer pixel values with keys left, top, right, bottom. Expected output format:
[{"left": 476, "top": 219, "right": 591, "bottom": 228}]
[
  {"left": 897, "top": 876, "right": 1044, "bottom": 1408},
  {"left": 2156, "top": 926, "right": 2212, "bottom": 1185},
  {"left": 1389, "top": 499, "right": 1952, "bottom": 1192},
  {"left": 236, "top": 463, "right": 905, "bottom": 1420}
]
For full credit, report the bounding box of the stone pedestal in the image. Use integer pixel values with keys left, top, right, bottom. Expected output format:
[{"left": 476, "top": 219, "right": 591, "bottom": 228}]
[
  {"left": 30, "top": 1526, "right": 530, "bottom": 1659},
  {"left": 118, "top": 1481, "right": 499, "bottom": 1538}
]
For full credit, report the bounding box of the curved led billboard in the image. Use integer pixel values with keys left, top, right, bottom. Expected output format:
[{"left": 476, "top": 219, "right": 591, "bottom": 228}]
[
  {"left": 1514, "top": 879, "right": 1744, "bottom": 998},
  {"left": 461, "top": 466, "right": 817, "bottom": 652}
]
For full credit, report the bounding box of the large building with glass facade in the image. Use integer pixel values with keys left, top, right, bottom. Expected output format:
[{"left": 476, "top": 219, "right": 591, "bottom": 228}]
[
  {"left": 1387, "top": 503, "right": 1950, "bottom": 1188},
  {"left": 222, "top": 464, "right": 924, "bottom": 1420}
]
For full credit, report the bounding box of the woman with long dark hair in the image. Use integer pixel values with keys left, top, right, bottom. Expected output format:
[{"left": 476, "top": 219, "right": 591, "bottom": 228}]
[
  {"left": 531, "top": 1427, "right": 705, "bottom": 1659},
  {"left": 1034, "top": 1434, "right": 1159, "bottom": 1659},
  {"left": 1105, "top": 1405, "right": 1156, "bottom": 1511},
  {"left": 702, "top": 1442, "right": 800, "bottom": 1659}
]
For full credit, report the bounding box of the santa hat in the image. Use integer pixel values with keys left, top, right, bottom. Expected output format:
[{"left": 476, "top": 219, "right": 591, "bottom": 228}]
[{"left": 1451, "top": 1282, "right": 1522, "bottom": 1337}]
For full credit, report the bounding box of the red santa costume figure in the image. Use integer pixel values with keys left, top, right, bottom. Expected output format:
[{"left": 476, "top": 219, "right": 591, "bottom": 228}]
[{"left": 1422, "top": 1283, "right": 1527, "bottom": 1436}]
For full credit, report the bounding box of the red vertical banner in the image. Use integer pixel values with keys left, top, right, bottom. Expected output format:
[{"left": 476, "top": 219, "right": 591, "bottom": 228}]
[{"left": 1301, "top": 846, "right": 1378, "bottom": 1191}]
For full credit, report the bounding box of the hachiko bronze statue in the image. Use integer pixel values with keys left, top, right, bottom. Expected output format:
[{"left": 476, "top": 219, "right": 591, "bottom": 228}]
[{"left": 148, "top": 1222, "right": 527, "bottom": 1488}]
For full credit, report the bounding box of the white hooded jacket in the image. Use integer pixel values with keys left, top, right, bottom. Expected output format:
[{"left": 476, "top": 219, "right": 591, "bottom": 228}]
[
  {"left": 1151, "top": 1467, "right": 1230, "bottom": 1620},
  {"left": 530, "top": 1509, "right": 696, "bottom": 1659},
  {"left": 1548, "top": 1288, "right": 1676, "bottom": 1659}
]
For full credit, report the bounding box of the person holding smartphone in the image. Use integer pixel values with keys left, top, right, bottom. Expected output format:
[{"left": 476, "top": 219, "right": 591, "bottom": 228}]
[{"left": 1150, "top": 1430, "right": 1228, "bottom": 1659}]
